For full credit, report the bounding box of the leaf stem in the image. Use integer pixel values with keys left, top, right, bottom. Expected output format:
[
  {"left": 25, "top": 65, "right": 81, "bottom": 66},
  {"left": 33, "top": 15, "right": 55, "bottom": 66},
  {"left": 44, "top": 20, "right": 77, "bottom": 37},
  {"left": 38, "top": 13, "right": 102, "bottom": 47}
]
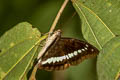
[{"left": 49, "top": 0, "right": 69, "bottom": 34}]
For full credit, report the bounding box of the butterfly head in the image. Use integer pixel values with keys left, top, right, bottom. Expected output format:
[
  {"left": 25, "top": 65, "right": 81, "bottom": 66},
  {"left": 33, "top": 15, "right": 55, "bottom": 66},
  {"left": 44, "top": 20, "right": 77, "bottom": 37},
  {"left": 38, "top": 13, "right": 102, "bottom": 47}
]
[{"left": 52, "top": 29, "right": 62, "bottom": 37}]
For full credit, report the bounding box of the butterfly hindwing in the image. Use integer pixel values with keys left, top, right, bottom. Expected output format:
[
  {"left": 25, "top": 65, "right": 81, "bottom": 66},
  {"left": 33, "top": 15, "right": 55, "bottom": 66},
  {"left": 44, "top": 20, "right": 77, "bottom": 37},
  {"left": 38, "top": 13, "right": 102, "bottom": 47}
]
[{"left": 38, "top": 37, "right": 99, "bottom": 71}]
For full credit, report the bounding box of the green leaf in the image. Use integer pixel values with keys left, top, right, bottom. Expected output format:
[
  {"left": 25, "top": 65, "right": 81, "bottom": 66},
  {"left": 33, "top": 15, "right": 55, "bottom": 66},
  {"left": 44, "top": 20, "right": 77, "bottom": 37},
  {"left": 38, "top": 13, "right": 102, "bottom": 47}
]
[
  {"left": 0, "top": 22, "right": 47, "bottom": 80},
  {"left": 71, "top": 0, "right": 120, "bottom": 49},
  {"left": 97, "top": 36, "right": 120, "bottom": 80}
]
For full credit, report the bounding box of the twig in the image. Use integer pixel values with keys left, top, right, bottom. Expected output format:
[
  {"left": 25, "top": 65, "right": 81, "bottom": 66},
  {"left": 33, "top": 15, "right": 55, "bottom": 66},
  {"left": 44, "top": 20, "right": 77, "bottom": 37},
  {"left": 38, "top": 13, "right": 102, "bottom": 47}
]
[
  {"left": 37, "top": 0, "right": 69, "bottom": 60},
  {"left": 29, "top": 64, "right": 38, "bottom": 80},
  {"left": 31, "top": 1, "right": 69, "bottom": 79},
  {"left": 49, "top": 0, "right": 69, "bottom": 34}
]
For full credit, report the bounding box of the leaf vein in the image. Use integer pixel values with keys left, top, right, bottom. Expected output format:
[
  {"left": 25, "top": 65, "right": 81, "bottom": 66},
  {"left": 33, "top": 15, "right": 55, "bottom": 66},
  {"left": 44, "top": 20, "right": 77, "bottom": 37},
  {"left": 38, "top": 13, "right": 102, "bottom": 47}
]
[
  {"left": 74, "top": 2, "right": 102, "bottom": 49},
  {"left": 2, "top": 35, "right": 47, "bottom": 79},
  {"left": 77, "top": 2, "right": 115, "bottom": 37}
]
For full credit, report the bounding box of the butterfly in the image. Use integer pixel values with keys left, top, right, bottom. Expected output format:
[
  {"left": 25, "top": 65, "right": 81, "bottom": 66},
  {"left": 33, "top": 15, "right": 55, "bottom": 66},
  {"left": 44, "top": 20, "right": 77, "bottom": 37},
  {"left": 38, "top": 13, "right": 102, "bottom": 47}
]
[{"left": 37, "top": 30, "right": 99, "bottom": 71}]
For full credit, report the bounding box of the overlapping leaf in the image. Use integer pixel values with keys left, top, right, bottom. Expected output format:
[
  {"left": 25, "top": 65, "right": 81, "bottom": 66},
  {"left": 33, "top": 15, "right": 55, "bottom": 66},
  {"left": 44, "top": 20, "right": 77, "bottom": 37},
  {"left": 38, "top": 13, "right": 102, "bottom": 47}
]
[
  {"left": 72, "top": 0, "right": 120, "bottom": 80},
  {"left": 0, "top": 22, "right": 47, "bottom": 80},
  {"left": 71, "top": 0, "right": 120, "bottom": 49},
  {"left": 97, "top": 36, "right": 120, "bottom": 80}
]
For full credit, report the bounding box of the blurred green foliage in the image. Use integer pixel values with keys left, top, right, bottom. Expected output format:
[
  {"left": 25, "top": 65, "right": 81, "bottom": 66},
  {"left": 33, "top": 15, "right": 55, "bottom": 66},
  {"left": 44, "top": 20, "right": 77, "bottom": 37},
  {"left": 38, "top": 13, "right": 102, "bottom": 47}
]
[
  {"left": 0, "top": 0, "right": 82, "bottom": 38},
  {"left": 0, "top": 0, "right": 97, "bottom": 80}
]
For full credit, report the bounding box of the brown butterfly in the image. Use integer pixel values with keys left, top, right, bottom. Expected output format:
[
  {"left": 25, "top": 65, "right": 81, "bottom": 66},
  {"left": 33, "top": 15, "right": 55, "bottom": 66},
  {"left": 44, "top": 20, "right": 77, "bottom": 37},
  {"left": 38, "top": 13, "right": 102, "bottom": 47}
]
[{"left": 37, "top": 30, "right": 99, "bottom": 71}]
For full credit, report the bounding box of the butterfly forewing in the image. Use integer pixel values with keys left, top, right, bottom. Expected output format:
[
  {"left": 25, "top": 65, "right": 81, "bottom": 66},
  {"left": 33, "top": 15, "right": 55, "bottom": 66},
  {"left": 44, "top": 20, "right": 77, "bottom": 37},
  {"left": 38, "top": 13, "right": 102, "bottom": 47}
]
[{"left": 38, "top": 37, "right": 99, "bottom": 71}]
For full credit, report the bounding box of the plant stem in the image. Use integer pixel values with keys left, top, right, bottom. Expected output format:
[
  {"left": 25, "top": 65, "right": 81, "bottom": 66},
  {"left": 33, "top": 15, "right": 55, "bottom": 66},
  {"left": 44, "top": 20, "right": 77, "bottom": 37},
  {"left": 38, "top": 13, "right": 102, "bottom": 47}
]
[
  {"left": 49, "top": 0, "right": 69, "bottom": 34},
  {"left": 29, "top": 64, "right": 38, "bottom": 80}
]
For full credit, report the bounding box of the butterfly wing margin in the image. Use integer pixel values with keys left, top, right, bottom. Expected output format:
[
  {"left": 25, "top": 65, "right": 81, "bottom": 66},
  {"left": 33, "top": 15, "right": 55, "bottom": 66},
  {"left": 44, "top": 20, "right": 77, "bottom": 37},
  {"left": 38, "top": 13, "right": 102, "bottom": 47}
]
[{"left": 38, "top": 38, "right": 99, "bottom": 71}]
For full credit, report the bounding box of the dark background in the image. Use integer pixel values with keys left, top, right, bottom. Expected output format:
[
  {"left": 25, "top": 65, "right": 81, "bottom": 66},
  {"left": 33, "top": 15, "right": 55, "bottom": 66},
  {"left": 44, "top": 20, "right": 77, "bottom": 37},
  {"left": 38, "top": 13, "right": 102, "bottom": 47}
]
[
  {"left": 0, "top": 0, "right": 97, "bottom": 80},
  {"left": 0, "top": 0, "right": 82, "bottom": 38}
]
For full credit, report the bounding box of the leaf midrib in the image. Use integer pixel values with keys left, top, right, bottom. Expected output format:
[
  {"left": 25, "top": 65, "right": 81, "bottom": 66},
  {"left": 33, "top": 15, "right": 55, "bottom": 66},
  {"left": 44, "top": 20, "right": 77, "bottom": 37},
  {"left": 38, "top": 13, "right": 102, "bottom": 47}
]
[
  {"left": 74, "top": 2, "right": 102, "bottom": 49},
  {"left": 2, "top": 35, "right": 47, "bottom": 79},
  {"left": 73, "top": 1, "right": 115, "bottom": 49}
]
